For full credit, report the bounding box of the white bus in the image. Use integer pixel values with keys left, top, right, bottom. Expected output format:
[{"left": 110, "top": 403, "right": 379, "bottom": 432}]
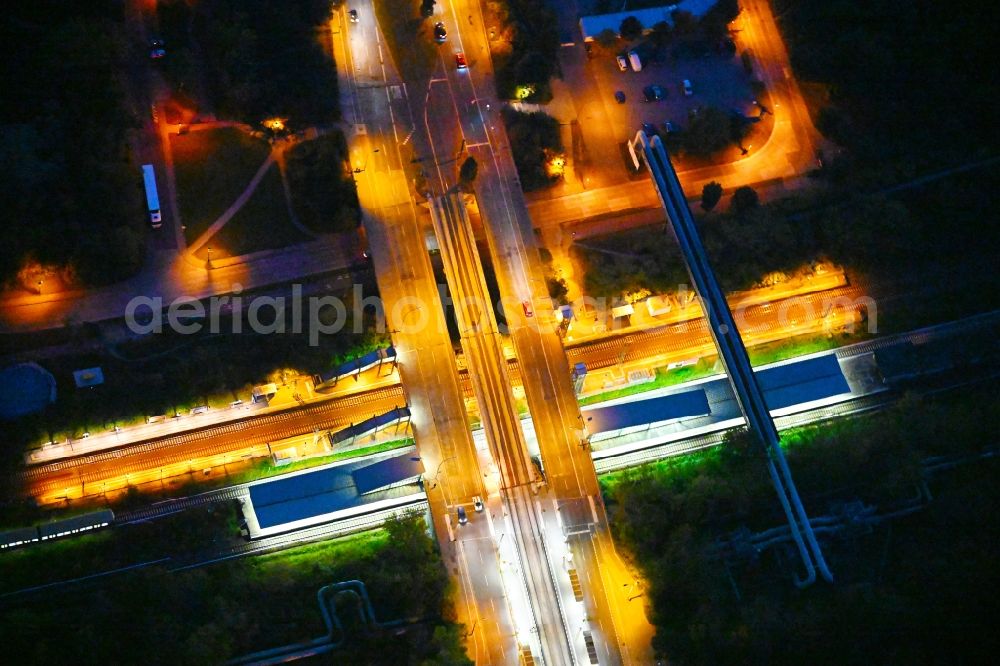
[{"left": 142, "top": 164, "right": 162, "bottom": 228}]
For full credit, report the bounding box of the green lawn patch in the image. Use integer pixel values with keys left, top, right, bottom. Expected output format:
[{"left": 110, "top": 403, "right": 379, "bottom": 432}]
[
  {"left": 286, "top": 132, "right": 360, "bottom": 234},
  {"left": 746, "top": 331, "right": 858, "bottom": 367},
  {"left": 200, "top": 163, "right": 307, "bottom": 258},
  {"left": 579, "top": 361, "right": 716, "bottom": 406},
  {"left": 227, "top": 438, "right": 416, "bottom": 487},
  {"left": 172, "top": 128, "right": 271, "bottom": 243}
]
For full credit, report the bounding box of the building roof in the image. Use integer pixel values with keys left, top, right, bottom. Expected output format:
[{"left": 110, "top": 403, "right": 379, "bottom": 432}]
[
  {"left": 757, "top": 353, "right": 851, "bottom": 410},
  {"left": 329, "top": 406, "right": 410, "bottom": 446},
  {"left": 246, "top": 450, "right": 421, "bottom": 532},
  {"left": 72, "top": 367, "right": 104, "bottom": 389},
  {"left": 317, "top": 346, "right": 396, "bottom": 384},
  {"left": 352, "top": 454, "right": 425, "bottom": 495},
  {"left": 579, "top": 1, "right": 718, "bottom": 41},
  {"left": 581, "top": 352, "right": 850, "bottom": 440},
  {"left": 0, "top": 362, "right": 56, "bottom": 419},
  {"left": 583, "top": 388, "right": 711, "bottom": 434}
]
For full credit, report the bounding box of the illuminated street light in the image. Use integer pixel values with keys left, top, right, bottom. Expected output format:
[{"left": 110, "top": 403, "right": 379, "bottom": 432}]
[
  {"left": 262, "top": 117, "right": 287, "bottom": 132},
  {"left": 353, "top": 148, "right": 380, "bottom": 174}
]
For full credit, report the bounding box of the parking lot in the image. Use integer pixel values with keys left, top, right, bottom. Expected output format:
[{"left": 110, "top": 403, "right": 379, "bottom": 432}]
[
  {"left": 545, "top": 32, "right": 761, "bottom": 190},
  {"left": 596, "top": 44, "right": 753, "bottom": 143}
]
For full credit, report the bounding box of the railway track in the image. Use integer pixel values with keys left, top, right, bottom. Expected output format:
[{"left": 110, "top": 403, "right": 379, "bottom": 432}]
[
  {"left": 20, "top": 307, "right": 998, "bottom": 501},
  {"left": 20, "top": 384, "right": 407, "bottom": 480},
  {"left": 116, "top": 485, "right": 249, "bottom": 524}
]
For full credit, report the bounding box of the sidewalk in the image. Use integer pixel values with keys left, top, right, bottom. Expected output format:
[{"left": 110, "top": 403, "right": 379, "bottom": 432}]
[
  {"left": 560, "top": 266, "right": 848, "bottom": 346},
  {"left": 0, "top": 231, "right": 362, "bottom": 333},
  {"left": 25, "top": 364, "right": 400, "bottom": 465}
]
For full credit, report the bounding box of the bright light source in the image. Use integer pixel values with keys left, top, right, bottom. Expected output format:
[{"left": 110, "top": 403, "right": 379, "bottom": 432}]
[{"left": 262, "top": 117, "right": 287, "bottom": 132}]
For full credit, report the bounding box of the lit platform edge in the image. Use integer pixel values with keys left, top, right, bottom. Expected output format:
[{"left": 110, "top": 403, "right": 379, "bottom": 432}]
[{"left": 241, "top": 350, "right": 853, "bottom": 539}]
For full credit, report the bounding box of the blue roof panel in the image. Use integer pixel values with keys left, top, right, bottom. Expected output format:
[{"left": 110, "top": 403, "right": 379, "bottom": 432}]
[
  {"left": 249, "top": 466, "right": 358, "bottom": 529},
  {"left": 757, "top": 354, "right": 850, "bottom": 410},
  {"left": 352, "top": 455, "right": 425, "bottom": 495},
  {"left": 583, "top": 389, "right": 710, "bottom": 434}
]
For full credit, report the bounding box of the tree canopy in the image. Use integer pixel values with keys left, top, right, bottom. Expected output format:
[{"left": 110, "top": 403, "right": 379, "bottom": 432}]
[
  {"left": 619, "top": 16, "right": 644, "bottom": 41},
  {"left": 493, "top": 0, "right": 560, "bottom": 102},
  {"left": 0, "top": 2, "right": 145, "bottom": 286},
  {"left": 501, "top": 108, "right": 564, "bottom": 191}
]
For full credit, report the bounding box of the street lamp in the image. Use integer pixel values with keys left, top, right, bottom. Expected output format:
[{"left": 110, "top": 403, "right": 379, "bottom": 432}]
[
  {"left": 414, "top": 454, "right": 457, "bottom": 490},
  {"left": 353, "top": 148, "right": 380, "bottom": 173}
]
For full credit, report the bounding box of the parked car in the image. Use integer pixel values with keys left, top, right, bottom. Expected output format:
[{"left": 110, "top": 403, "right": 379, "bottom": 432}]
[
  {"left": 642, "top": 85, "right": 666, "bottom": 102},
  {"left": 348, "top": 9, "right": 359, "bottom": 23},
  {"left": 457, "top": 506, "right": 468, "bottom": 525},
  {"left": 628, "top": 50, "right": 642, "bottom": 71},
  {"left": 614, "top": 90, "right": 626, "bottom": 104},
  {"left": 473, "top": 496, "right": 485, "bottom": 512},
  {"left": 682, "top": 79, "right": 693, "bottom": 96},
  {"left": 663, "top": 120, "right": 679, "bottom": 133},
  {"left": 642, "top": 122, "right": 659, "bottom": 137},
  {"left": 434, "top": 22, "right": 447, "bottom": 43},
  {"left": 615, "top": 54, "right": 628, "bottom": 72},
  {"left": 455, "top": 52, "right": 467, "bottom": 69}
]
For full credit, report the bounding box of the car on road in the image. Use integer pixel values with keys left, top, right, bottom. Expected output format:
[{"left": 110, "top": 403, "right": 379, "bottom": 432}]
[
  {"left": 614, "top": 90, "right": 626, "bottom": 104},
  {"left": 473, "top": 496, "right": 485, "bottom": 512},
  {"left": 455, "top": 52, "right": 467, "bottom": 69},
  {"left": 434, "top": 22, "right": 447, "bottom": 43},
  {"left": 682, "top": 79, "right": 693, "bottom": 96},
  {"left": 642, "top": 85, "right": 667, "bottom": 102},
  {"left": 348, "top": 9, "right": 359, "bottom": 23},
  {"left": 457, "top": 506, "right": 468, "bottom": 525},
  {"left": 149, "top": 38, "right": 166, "bottom": 59},
  {"left": 522, "top": 300, "right": 534, "bottom": 318},
  {"left": 615, "top": 54, "right": 628, "bottom": 71}
]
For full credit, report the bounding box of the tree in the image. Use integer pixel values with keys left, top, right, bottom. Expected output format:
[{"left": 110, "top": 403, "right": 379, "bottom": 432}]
[
  {"left": 286, "top": 132, "right": 359, "bottom": 233},
  {"left": 595, "top": 28, "right": 618, "bottom": 48},
  {"left": 547, "top": 277, "right": 569, "bottom": 302},
  {"left": 619, "top": 16, "right": 643, "bottom": 41},
  {"left": 701, "top": 181, "right": 723, "bottom": 211},
  {"left": 502, "top": 108, "right": 563, "bottom": 191},
  {"left": 682, "top": 106, "right": 733, "bottom": 155},
  {"left": 420, "top": 0, "right": 437, "bottom": 18},
  {"left": 459, "top": 156, "right": 478, "bottom": 187},
  {"left": 650, "top": 20, "right": 673, "bottom": 47},
  {"left": 731, "top": 185, "right": 759, "bottom": 214},
  {"left": 671, "top": 9, "right": 697, "bottom": 35}
]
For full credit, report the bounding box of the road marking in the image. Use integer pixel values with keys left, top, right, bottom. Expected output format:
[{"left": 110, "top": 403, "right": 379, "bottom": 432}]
[
  {"left": 485, "top": 501, "right": 497, "bottom": 538},
  {"left": 445, "top": 512, "right": 455, "bottom": 542},
  {"left": 551, "top": 498, "right": 565, "bottom": 533},
  {"left": 587, "top": 494, "right": 599, "bottom": 524}
]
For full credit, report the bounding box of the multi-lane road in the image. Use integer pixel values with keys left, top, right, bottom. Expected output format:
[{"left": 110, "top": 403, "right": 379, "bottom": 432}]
[
  {"left": 13, "top": 2, "right": 855, "bottom": 663},
  {"left": 337, "top": 4, "right": 520, "bottom": 663}
]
